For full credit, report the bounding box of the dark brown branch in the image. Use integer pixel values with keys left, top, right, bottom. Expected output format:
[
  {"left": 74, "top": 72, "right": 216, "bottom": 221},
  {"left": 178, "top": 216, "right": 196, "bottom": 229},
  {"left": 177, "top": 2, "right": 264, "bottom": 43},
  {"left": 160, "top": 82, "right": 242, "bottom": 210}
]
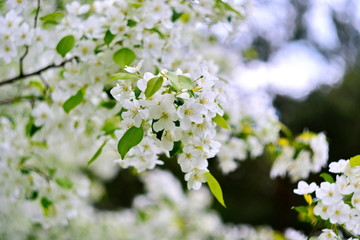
[
  {"left": 0, "top": 95, "right": 43, "bottom": 105},
  {"left": 19, "top": 46, "right": 29, "bottom": 76},
  {"left": 34, "top": 0, "right": 41, "bottom": 29},
  {"left": 16, "top": 0, "right": 41, "bottom": 80},
  {"left": 0, "top": 57, "right": 77, "bottom": 87}
]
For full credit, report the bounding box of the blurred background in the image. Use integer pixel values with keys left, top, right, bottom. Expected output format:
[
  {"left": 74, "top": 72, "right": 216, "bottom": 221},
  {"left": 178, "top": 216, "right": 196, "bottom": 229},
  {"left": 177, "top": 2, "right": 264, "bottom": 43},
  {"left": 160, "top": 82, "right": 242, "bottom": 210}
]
[{"left": 92, "top": 0, "right": 360, "bottom": 234}]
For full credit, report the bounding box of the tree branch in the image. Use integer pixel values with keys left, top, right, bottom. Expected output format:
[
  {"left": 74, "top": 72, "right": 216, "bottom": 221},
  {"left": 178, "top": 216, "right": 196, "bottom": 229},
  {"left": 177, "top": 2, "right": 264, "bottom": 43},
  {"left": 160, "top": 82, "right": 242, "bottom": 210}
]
[
  {"left": 0, "top": 57, "right": 77, "bottom": 87},
  {"left": 18, "top": 0, "right": 41, "bottom": 77},
  {"left": 0, "top": 95, "right": 43, "bottom": 105},
  {"left": 34, "top": 0, "right": 41, "bottom": 29}
]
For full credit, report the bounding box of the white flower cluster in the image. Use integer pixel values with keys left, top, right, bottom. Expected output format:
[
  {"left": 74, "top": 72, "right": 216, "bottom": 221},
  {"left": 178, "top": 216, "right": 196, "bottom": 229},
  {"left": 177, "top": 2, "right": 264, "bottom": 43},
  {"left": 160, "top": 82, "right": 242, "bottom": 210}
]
[
  {"left": 111, "top": 64, "right": 226, "bottom": 190},
  {"left": 216, "top": 95, "right": 281, "bottom": 173},
  {"left": 0, "top": 116, "right": 90, "bottom": 230},
  {"left": 0, "top": 0, "right": 333, "bottom": 237},
  {"left": 0, "top": 168, "right": 307, "bottom": 240},
  {"left": 294, "top": 158, "right": 360, "bottom": 239},
  {"left": 271, "top": 132, "right": 329, "bottom": 182}
]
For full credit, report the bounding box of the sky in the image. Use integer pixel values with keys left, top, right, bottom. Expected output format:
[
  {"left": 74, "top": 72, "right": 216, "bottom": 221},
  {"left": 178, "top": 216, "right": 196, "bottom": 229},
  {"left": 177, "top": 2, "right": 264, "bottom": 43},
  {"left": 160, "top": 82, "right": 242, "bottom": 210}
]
[{"left": 227, "top": 0, "right": 359, "bottom": 99}]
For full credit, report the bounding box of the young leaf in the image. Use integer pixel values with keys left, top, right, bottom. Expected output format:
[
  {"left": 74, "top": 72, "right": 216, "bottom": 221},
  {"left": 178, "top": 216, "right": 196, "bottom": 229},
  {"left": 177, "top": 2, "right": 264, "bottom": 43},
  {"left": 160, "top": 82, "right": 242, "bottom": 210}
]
[
  {"left": 104, "top": 29, "right": 116, "bottom": 46},
  {"left": 25, "top": 116, "right": 42, "bottom": 137},
  {"left": 205, "top": 172, "right": 226, "bottom": 208},
  {"left": 63, "top": 88, "right": 85, "bottom": 113},
  {"left": 55, "top": 177, "right": 74, "bottom": 189},
  {"left": 102, "top": 117, "right": 121, "bottom": 135},
  {"left": 56, "top": 35, "right": 75, "bottom": 57},
  {"left": 215, "top": 0, "right": 243, "bottom": 17},
  {"left": 178, "top": 75, "right": 193, "bottom": 89},
  {"left": 41, "top": 197, "right": 53, "bottom": 209},
  {"left": 166, "top": 72, "right": 193, "bottom": 91},
  {"left": 292, "top": 206, "right": 308, "bottom": 214},
  {"left": 109, "top": 72, "right": 140, "bottom": 82},
  {"left": 118, "top": 125, "right": 144, "bottom": 159},
  {"left": 113, "top": 48, "right": 136, "bottom": 67},
  {"left": 40, "top": 197, "right": 55, "bottom": 216},
  {"left": 350, "top": 155, "right": 360, "bottom": 167},
  {"left": 212, "top": 114, "right": 230, "bottom": 129},
  {"left": 40, "top": 12, "right": 65, "bottom": 25},
  {"left": 88, "top": 139, "right": 109, "bottom": 165},
  {"left": 320, "top": 173, "right": 334, "bottom": 183},
  {"left": 145, "top": 76, "right": 164, "bottom": 98}
]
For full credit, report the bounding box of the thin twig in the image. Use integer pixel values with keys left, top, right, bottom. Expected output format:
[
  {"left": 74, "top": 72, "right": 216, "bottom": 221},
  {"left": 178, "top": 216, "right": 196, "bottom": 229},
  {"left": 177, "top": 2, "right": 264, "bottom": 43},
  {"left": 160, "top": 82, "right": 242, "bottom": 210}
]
[
  {"left": 0, "top": 95, "right": 43, "bottom": 105},
  {"left": 17, "top": 0, "right": 41, "bottom": 79},
  {"left": 0, "top": 57, "right": 77, "bottom": 87},
  {"left": 34, "top": 0, "right": 41, "bottom": 29},
  {"left": 19, "top": 46, "right": 29, "bottom": 76}
]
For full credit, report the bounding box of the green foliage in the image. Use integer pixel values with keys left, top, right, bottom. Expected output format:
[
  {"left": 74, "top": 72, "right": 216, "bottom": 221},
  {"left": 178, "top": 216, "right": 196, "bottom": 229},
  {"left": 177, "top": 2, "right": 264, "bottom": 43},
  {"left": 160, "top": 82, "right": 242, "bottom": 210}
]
[
  {"left": 166, "top": 72, "right": 193, "bottom": 91},
  {"left": 320, "top": 173, "right": 334, "bottom": 183},
  {"left": 350, "top": 155, "right": 360, "bottom": 167},
  {"left": 109, "top": 72, "right": 140, "bottom": 82},
  {"left": 40, "top": 197, "right": 55, "bottom": 216},
  {"left": 214, "top": 0, "right": 243, "bottom": 17},
  {"left": 293, "top": 206, "right": 308, "bottom": 214},
  {"left": 212, "top": 114, "right": 230, "bottom": 129},
  {"left": 56, "top": 35, "right": 75, "bottom": 57},
  {"left": 87, "top": 139, "right": 109, "bottom": 165},
  {"left": 104, "top": 30, "right": 116, "bottom": 46},
  {"left": 145, "top": 76, "right": 164, "bottom": 98},
  {"left": 63, "top": 88, "right": 86, "bottom": 113},
  {"left": 113, "top": 48, "right": 136, "bottom": 67},
  {"left": 242, "top": 48, "right": 259, "bottom": 61},
  {"left": 170, "top": 141, "right": 182, "bottom": 157},
  {"left": 40, "top": 12, "right": 65, "bottom": 25},
  {"left": 102, "top": 117, "right": 121, "bottom": 135},
  {"left": 117, "top": 125, "right": 144, "bottom": 159},
  {"left": 55, "top": 177, "right": 74, "bottom": 189},
  {"left": 205, "top": 172, "right": 226, "bottom": 208},
  {"left": 171, "top": 10, "right": 183, "bottom": 22},
  {"left": 127, "top": 2, "right": 143, "bottom": 8},
  {"left": 25, "top": 116, "right": 42, "bottom": 137},
  {"left": 41, "top": 197, "right": 53, "bottom": 209}
]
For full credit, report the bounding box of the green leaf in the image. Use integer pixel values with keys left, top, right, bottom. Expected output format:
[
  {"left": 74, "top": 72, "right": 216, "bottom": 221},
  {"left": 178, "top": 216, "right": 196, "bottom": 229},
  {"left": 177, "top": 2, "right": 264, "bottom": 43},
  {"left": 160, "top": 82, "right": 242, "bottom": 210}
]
[
  {"left": 171, "top": 10, "right": 183, "bottom": 22},
  {"left": 212, "top": 114, "right": 230, "bottom": 129},
  {"left": 215, "top": 0, "right": 243, "bottom": 17},
  {"left": 170, "top": 141, "right": 182, "bottom": 157},
  {"left": 127, "top": 19, "right": 137, "bottom": 27},
  {"left": 104, "top": 29, "right": 116, "bottom": 46},
  {"left": 29, "top": 80, "right": 46, "bottom": 93},
  {"left": 63, "top": 88, "right": 86, "bottom": 113},
  {"left": 56, "top": 35, "right": 75, "bottom": 57},
  {"left": 40, "top": 12, "right": 65, "bottom": 25},
  {"left": 55, "top": 177, "right": 73, "bottom": 189},
  {"left": 100, "top": 100, "right": 117, "bottom": 109},
  {"left": 25, "top": 116, "right": 42, "bottom": 137},
  {"left": 145, "top": 76, "right": 164, "bottom": 98},
  {"left": 205, "top": 172, "right": 226, "bottom": 208},
  {"left": 26, "top": 190, "right": 38, "bottom": 200},
  {"left": 350, "top": 155, "right": 360, "bottom": 167},
  {"left": 40, "top": 197, "right": 55, "bottom": 216},
  {"left": 118, "top": 125, "right": 144, "bottom": 159},
  {"left": 109, "top": 72, "right": 140, "bottom": 82},
  {"left": 102, "top": 117, "right": 121, "bottom": 135},
  {"left": 292, "top": 206, "right": 308, "bottom": 214},
  {"left": 113, "top": 48, "right": 136, "bottom": 67},
  {"left": 180, "top": 13, "right": 191, "bottom": 23},
  {"left": 87, "top": 139, "right": 109, "bottom": 165},
  {"left": 166, "top": 72, "right": 193, "bottom": 91},
  {"left": 128, "top": 2, "right": 143, "bottom": 8},
  {"left": 134, "top": 87, "right": 141, "bottom": 99},
  {"left": 320, "top": 173, "right": 334, "bottom": 183},
  {"left": 41, "top": 197, "right": 53, "bottom": 209}
]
